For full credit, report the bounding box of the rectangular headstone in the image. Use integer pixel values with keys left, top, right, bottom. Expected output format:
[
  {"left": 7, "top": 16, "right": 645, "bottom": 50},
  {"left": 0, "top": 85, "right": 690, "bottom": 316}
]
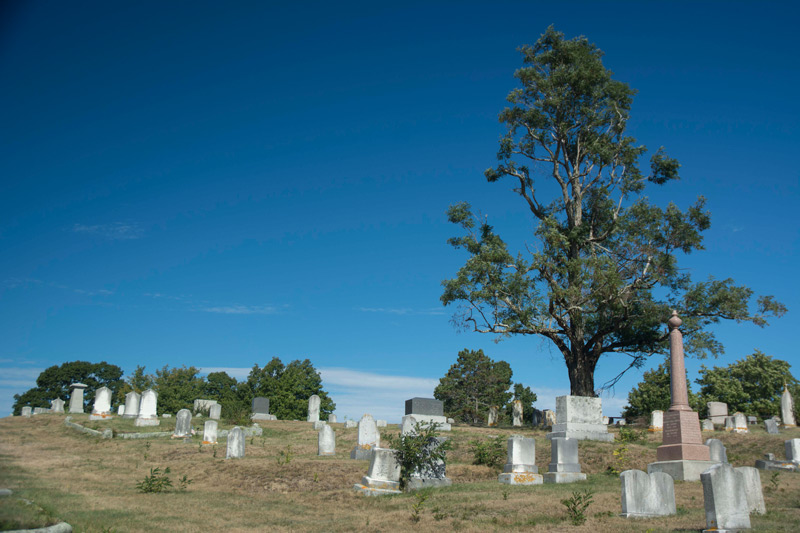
[
  {"left": 318, "top": 424, "right": 335, "bottom": 456},
  {"left": 765, "top": 419, "right": 779, "bottom": 434},
  {"left": 543, "top": 437, "right": 586, "bottom": 483},
  {"left": 701, "top": 463, "right": 751, "bottom": 531},
  {"left": 620, "top": 470, "right": 676, "bottom": 518},
  {"left": 353, "top": 447, "right": 401, "bottom": 495},
  {"left": 707, "top": 402, "right": 728, "bottom": 425},
  {"left": 547, "top": 395, "right": 613, "bottom": 442},
  {"left": 209, "top": 403, "right": 221, "bottom": 420},
  {"left": 226, "top": 426, "right": 245, "bottom": 458},
  {"left": 706, "top": 438, "right": 728, "bottom": 463},
  {"left": 735, "top": 466, "right": 766, "bottom": 515},
  {"left": 173, "top": 409, "right": 192, "bottom": 437},
  {"left": 498, "top": 436, "right": 541, "bottom": 485},
  {"left": 785, "top": 439, "right": 800, "bottom": 464},
  {"left": 405, "top": 397, "right": 443, "bottom": 416},
  {"left": 203, "top": 420, "right": 218, "bottom": 444}
]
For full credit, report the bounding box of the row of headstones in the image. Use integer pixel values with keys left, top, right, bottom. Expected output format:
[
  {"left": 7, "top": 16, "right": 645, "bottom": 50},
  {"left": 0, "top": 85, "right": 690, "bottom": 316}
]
[
  {"left": 649, "top": 408, "right": 791, "bottom": 435},
  {"left": 705, "top": 396, "right": 796, "bottom": 429}
]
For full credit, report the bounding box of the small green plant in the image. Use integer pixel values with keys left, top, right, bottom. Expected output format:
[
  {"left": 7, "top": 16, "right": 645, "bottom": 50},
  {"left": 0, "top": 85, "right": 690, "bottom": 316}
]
[
  {"left": 469, "top": 435, "right": 506, "bottom": 470},
  {"left": 618, "top": 426, "right": 645, "bottom": 444},
  {"left": 276, "top": 444, "right": 293, "bottom": 465},
  {"left": 768, "top": 471, "right": 781, "bottom": 492},
  {"left": 605, "top": 444, "right": 630, "bottom": 475},
  {"left": 502, "top": 488, "right": 509, "bottom": 500},
  {"left": 142, "top": 441, "right": 151, "bottom": 461},
  {"left": 178, "top": 474, "right": 193, "bottom": 492},
  {"left": 212, "top": 446, "right": 218, "bottom": 458},
  {"left": 313, "top": 472, "right": 319, "bottom": 483},
  {"left": 432, "top": 506, "right": 445, "bottom": 521},
  {"left": 410, "top": 491, "right": 429, "bottom": 523},
  {"left": 561, "top": 489, "right": 594, "bottom": 526},
  {"left": 384, "top": 422, "right": 452, "bottom": 490},
  {"left": 136, "top": 467, "right": 172, "bottom": 493}
]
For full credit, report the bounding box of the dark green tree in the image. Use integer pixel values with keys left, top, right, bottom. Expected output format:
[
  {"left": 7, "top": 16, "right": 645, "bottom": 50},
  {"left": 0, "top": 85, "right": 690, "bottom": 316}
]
[
  {"left": 621, "top": 360, "right": 700, "bottom": 420},
  {"left": 441, "top": 26, "right": 785, "bottom": 396},
  {"left": 203, "top": 371, "right": 251, "bottom": 419},
  {"left": 115, "top": 365, "right": 156, "bottom": 403},
  {"left": 434, "top": 348, "right": 514, "bottom": 425},
  {"left": 153, "top": 365, "right": 205, "bottom": 415},
  {"left": 505, "top": 382, "right": 539, "bottom": 424},
  {"left": 12, "top": 360, "right": 123, "bottom": 415},
  {"left": 245, "top": 357, "right": 335, "bottom": 420},
  {"left": 696, "top": 351, "right": 799, "bottom": 419}
]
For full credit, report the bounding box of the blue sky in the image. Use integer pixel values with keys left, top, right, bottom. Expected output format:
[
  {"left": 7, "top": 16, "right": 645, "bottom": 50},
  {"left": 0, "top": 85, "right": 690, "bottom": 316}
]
[{"left": 2, "top": 1, "right": 798, "bottom": 421}]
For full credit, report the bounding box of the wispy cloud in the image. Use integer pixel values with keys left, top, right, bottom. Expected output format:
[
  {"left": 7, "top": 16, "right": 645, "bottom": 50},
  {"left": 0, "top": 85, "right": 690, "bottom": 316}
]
[
  {"left": 199, "top": 305, "right": 280, "bottom": 315},
  {"left": 3, "top": 278, "right": 112, "bottom": 297},
  {"left": 357, "top": 307, "right": 446, "bottom": 316},
  {"left": 72, "top": 222, "right": 143, "bottom": 240},
  {"left": 0, "top": 367, "right": 44, "bottom": 389}
]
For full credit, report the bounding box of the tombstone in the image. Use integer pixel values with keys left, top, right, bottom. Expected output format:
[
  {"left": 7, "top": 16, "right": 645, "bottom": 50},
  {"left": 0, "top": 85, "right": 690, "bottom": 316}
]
[
  {"left": 50, "top": 398, "right": 65, "bottom": 413},
  {"left": 406, "top": 437, "right": 452, "bottom": 490},
  {"left": 487, "top": 406, "right": 499, "bottom": 427},
  {"left": 193, "top": 399, "right": 217, "bottom": 414},
  {"left": 173, "top": 409, "right": 192, "bottom": 437},
  {"left": 345, "top": 420, "right": 358, "bottom": 428},
  {"left": 706, "top": 438, "right": 728, "bottom": 464},
  {"left": 21, "top": 406, "right": 32, "bottom": 417},
  {"left": 134, "top": 389, "right": 160, "bottom": 427},
  {"left": 350, "top": 414, "right": 380, "bottom": 460},
  {"left": 123, "top": 391, "right": 140, "bottom": 418},
  {"left": 376, "top": 419, "right": 387, "bottom": 428},
  {"left": 209, "top": 404, "right": 221, "bottom": 420},
  {"left": 89, "top": 386, "right": 113, "bottom": 419},
  {"left": 619, "top": 470, "right": 676, "bottom": 518},
  {"left": 735, "top": 466, "right": 766, "bottom": 515},
  {"left": 353, "top": 448, "right": 402, "bottom": 495},
  {"left": 732, "top": 412, "right": 748, "bottom": 434},
  {"left": 785, "top": 439, "right": 800, "bottom": 464},
  {"left": 117, "top": 405, "right": 125, "bottom": 415},
  {"left": 701, "top": 463, "right": 751, "bottom": 531},
  {"left": 32, "top": 407, "right": 47, "bottom": 415},
  {"left": 498, "top": 436, "right": 542, "bottom": 485},
  {"left": 328, "top": 413, "right": 337, "bottom": 424},
  {"left": 403, "top": 397, "right": 450, "bottom": 431},
  {"left": 647, "top": 311, "right": 713, "bottom": 482},
  {"left": 543, "top": 409, "right": 556, "bottom": 427},
  {"left": 203, "top": 420, "right": 218, "bottom": 444},
  {"left": 707, "top": 401, "right": 729, "bottom": 426},
  {"left": 543, "top": 437, "right": 586, "bottom": 483},
  {"left": 649, "top": 410, "right": 664, "bottom": 432},
  {"left": 546, "top": 396, "right": 613, "bottom": 442},
  {"left": 447, "top": 417, "right": 455, "bottom": 424},
  {"left": 401, "top": 415, "right": 418, "bottom": 436},
  {"left": 764, "top": 419, "right": 779, "bottom": 435},
  {"left": 531, "top": 409, "right": 543, "bottom": 427},
  {"left": 68, "top": 383, "right": 88, "bottom": 414},
  {"left": 312, "top": 420, "right": 326, "bottom": 430},
  {"left": 163, "top": 413, "right": 172, "bottom": 418},
  {"left": 307, "top": 395, "right": 321, "bottom": 422},
  {"left": 754, "top": 453, "right": 799, "bottom": 472},
  {"left": 781, "top": 384, "right": 796, "bottom": 428},
  {"left": 616, "top": 419, "right": 627, "bottom": 426},
  {"left": 747, "top": 416, "right": 757, "bottom": 426},
  {"left": 512, "top": 400, "right": 523, "bottom": 427},
  {"left": 701, "top": 419, "right": 715, "bottom": 431},
  {"left": 724, "top": 416, "right": 735, "bottom": 432},
  {"left": 251, "top": 397, "right": 272, "bottom": 421},
  {"left": 318, "top": 424, "right": 335, "bottom": 456},
  {"left": 226, "top": 426, "right": 245, "bottom": 459}
]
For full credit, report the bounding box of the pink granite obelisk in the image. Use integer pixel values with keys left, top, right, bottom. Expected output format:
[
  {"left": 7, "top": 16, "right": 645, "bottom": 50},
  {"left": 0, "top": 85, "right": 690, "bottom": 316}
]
[{"left": 655, "top": 311, "right": 710, "bottom": 462}]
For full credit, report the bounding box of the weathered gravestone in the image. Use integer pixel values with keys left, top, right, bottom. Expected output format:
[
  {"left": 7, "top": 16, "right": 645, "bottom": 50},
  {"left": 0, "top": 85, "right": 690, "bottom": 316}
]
[
  {"left": 498, "top": 435, "right": 542, "bottom": 485},
  {"left": 351, "top": 414, "right": 380, "bottom": 460},
  {"left": 203, "top": 420, "right": 218, "bottom": 444},
  {"left": 736, "top": 466, "right": 766, "bottom": 515},
  {"left": 50, "top": 398, "right": 65, "bottom": 413},
  {"left": 117, "top": 405, "right": 125, "bottom": 415},
  {"left": 68, "top": 383, "right": 88, "bottom": 414},
  {"left": 89, "top": 386, "right": 113, "bottom": 419},
  {"left": 701, "top": 463, "right": 751, "bottom": 532},
  {"left": 487, "top": 406, "right": 499, "bottom": 427},
  {"left": 307, "top": 394, "right": 321, "bottom": 423},
  {"left": 531, "top": 408, "right": 542, "bottom": 427},
  {"left": 543, "top": 409, "right": 556, "bottom": 428},
  {"left": 312, "top": 420, "right": 326, "bottom": 430},
  {"left": 747, "top": 416, "right": 757, "bottom": 425},
  {"left": 755, "top": 453, "right": 799, "bottom": 472},
  {"left": 785, "top": 439, "right": 800, "bottom": 464},
  {"left": 650, "top": 410, "right": 664, "bottom": 432},
  {"left": 251, "top": 397, "right": 274, "bottom": 421},
  {"left": 701, "top": 419, "right": 715, "bottom": 431},
  {"left": 209, "top": 403, "right": 221, "bottom": 420},
  {"left": 123, "top": 391, "right": 140, "bottom": 418},
  {"left": 134, "top": 389, "right": 159, "bottom": 427},
  {"left": 173, "top": 409, "right": 192, "bottom": 438},
  {"left": 546, "top": 395, "right": 613, "bottom": 442},
  {"left": 706, "top": 438, "right": 728, "bottom": 463},
  {"left": 781, "top": 384, "right": 796, "bottom": 428},
  {"left": 543, "top": 437, "right": 586, "bottom": 483},
  {"left": 512, "top": 400, "right": 523, "bottom": 427},
  {"left": 21, "top": 406, "right": 32, "bottom": 417},
  {"left": 401, "top": 415, "right": 418, "bottom": 436},
  {"left": 707, "top": 401, "right": 729, "bottom": 426},
  {"left": 353, "top": 448, "right": 402, "bottom": 496},
  {"left": 403, "top": 397, "right": 450, "bottom": 431},
  {"left": 32, "top": 407, "right": 48, "bottom": 415},
  {"left": 620, "top": 470, "right": 676, "bottom": 518},
  {"left": 724, "top": 416, "right": 735, "bottom": 432},
  {"left": 765, "top": 419, "right": 779, "bottom": 434},
  {"left": 376, "top": 419, "right": 387, "bottom": 428},
  {"left": 226, "top": 426, "right": 245, "bottom": 459},
  {"left": 328, "top": 413, "right": 337, "bottom": 423},
  {"left": 733, "top": 412, "right": 749, "bottom": 434},
  {"left": 193, "top": 399, "right": 217, "bottom": 414},
  {"left": 344, "top": 419, "right": 358, "bottom": 428},
  {"left": 406, "top": 437, "right": 452, "bottom": 490},
  {"left": 318, "top": 424, "right": 335, "bottom": 456}
]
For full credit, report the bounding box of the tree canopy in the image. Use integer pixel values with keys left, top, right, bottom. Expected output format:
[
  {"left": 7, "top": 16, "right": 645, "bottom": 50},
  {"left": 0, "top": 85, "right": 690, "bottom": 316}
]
[
  {"left": 441, "top": 26, "right": 785, "bottom": 396},
  {"left": 245, "top": 357, "right": 335, "bottom": 420},
  {"left": 434, "top": 348, "right": 535, "bottom": 425}
]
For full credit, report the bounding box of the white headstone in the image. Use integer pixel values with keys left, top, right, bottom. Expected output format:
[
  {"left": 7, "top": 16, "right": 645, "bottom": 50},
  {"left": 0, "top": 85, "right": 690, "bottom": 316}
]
[
  {"left": 764, "top": 419, "right": 779, "bottom": 434},
  {"left": 512, "top": 400, "right": 523, "bottom": 427},
  {"left": 376, "top": 419, "right": 387, "bottom": 428},
  {"left": 781, "top": 385, "right": 796, "bottom": 427},
  {"left": 68, "top": 383, "right": 88, "bottom": 414},
  {"left": 785, "top": 439, "right": 800, "bottom": 464},
  {"left": 50, "top": 398, "right": 65, "bottom": 413},
  {"left": 733, "top": 412, "right": 748, "bottom": 433},
  {"left": 226, "top": 426, "right": 245, "bottom": 459},
  {"left": 345, "top": 419, "right": 358, "bottom": 428},
  {"left": 487, "top": 406, "right": 499, "bottom": 427},
  {"left": 134, "top": 389, "right": 159, "bottom": 427},
  {"left": 174, "top": 409, "right": 192, "bottom": 437},
  {"left": 706, "top": 438, "right": 728, "bottom": 463},
  {"left": 209, "top": 404, "right": 221, "bottom": 420},
  {"left": 307, "top": 394, "right": 321, "bottom": 422},
  {"left": 318, "top": 424, "right": 335, "bottom": 456},
  {"left": 620, "top": 470, "right": 676, "bottom": 518},
  {"left": 327, "top": 413, "right": 337, "bottom": 424},
  {"left": 543, "top": 437, "right": 586, "bottom": 483},
  {"left": 351, "top": 414, "right": 379, "bottom": 460},
  {"left": 735, "top": 466, "right": 766, "bottom": 515},
  {"left": 547, "top": 395, "right": 613, "bottom": 442},
  {"left": 353, "top": 447, "right": 402, "bottom": 495},
  {"left": 701, "top": 419, "right": 715, "bottom": 431},
  {"left": 21, "top": 406, "right": 32, "bottom": 417},
  {"left": 90, "top": 386, "right": 113, "bottom": 418},
  {"left": 724, "top": 416, "right": 735, "bottom": 432},
  {"left": 406, "top": 437, "right": 452, "bottom": 490},
  {"left": 701, "top": 463, "right": 751, "bottom": 531},
  {"left": 707, "top": 402, "right": 728, "bottom": 425},
  {"left": 203, "top": 420, "right": 218, "bottom": 444},
  {"left": 498, "top": 435, "right": 541, "bottom": 485},
  {"left": 650, "top": 410, "right": 664, "bottom": 432},
  {"left": 401, "top": 415, "right": 418, "bottom": 436},
  {"left": 123, "top": 391, "right": 141, "bottom": 418},
  {"left": 117, "top": 405, "right": 124, "bottom": 415}
]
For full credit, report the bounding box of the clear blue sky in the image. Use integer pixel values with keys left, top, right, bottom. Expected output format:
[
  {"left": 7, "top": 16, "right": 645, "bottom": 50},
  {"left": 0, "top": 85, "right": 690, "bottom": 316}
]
[{"left": 2, "top": 1, "right": 798, "bottom": 421}]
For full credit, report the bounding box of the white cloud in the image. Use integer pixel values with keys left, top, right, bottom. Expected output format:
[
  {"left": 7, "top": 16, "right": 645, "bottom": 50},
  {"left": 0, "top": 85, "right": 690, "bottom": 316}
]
[
  {"left": 357, "top": 307, "right": 446, "bottom": 316},
  {"left": 72, "top": 222, "right": 143, "bottom": 240},
  {"left": 199, "top": 305, "right": 279, "bottom": 315}
]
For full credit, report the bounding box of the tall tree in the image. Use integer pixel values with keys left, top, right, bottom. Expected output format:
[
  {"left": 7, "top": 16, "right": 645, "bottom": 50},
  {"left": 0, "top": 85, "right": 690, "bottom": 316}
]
[
  {"left": 246, "top": 357, "right": 335, "bottom": 420},
  {"left": 434, "top": 348, "right": 515, "bottom": 425},
  {"left": 153, "top": 365, "right": 205, "bottom": 415},
  {"left": 12, "top": 360, "right": 123, "bottom": 415},
  {"left": 441, "top": 27, "right": 785, "bottom": 396}
]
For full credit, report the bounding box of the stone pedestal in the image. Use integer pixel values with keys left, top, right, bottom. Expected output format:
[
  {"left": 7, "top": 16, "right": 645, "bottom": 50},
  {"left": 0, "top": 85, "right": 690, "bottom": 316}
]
[
  {"left": 546, "top": 395, "right": 613, "bottom": 442},
  {"left": 353, "top": 448, "right": 402, "bottom": 496},
  {"left": 68, "top": 383, "right": 88, "bottom": 414},
  {"left": 543, "top": 437, "right": 586, "bottom": 484},
  {"left": 498, "top": 436, "right": 542, "bottom": 485},
  {"left": 404, "top": 397, "right": 451, "bottom": 431}
]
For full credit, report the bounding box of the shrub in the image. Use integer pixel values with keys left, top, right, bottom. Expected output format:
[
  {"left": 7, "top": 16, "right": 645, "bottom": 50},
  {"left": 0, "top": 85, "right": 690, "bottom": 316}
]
[
  {"left": 384, "top": 422, "right": 452, "bottom": 490},
  {"left": 136, "top": 467, "right": 172, "bottom": 493},
  {"left": 469, "top": 435, "right": 506, "bottom": 469}
]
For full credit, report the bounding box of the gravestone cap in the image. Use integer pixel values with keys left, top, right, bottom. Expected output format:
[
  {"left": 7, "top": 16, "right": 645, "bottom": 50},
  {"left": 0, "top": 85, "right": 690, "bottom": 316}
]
[{"left": 405, "top": 397, "right": 443, "bottom": 416}]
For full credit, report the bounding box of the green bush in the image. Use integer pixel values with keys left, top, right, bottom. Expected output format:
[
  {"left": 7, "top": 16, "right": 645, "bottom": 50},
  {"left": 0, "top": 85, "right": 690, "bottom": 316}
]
[
  {"left": 136, "top": 467, "right": 173, "bottom": 493},
  {"left": 384, "top": 422, "right": 452, "bottom": 490},
  {"left": 469, "top": 435, "right": 506, "bottom": 469}
]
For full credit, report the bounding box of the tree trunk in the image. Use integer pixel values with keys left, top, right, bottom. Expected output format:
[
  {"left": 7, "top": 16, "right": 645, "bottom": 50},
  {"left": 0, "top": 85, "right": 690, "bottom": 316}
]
[{"left": 566, "top": 350, "right": 597, "bottom": 397}]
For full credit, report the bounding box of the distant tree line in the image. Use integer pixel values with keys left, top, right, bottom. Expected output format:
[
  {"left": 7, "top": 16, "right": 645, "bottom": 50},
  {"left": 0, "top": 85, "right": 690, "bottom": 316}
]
[{"left": 12, "top": 357, "right": 335, "bottom": 421}]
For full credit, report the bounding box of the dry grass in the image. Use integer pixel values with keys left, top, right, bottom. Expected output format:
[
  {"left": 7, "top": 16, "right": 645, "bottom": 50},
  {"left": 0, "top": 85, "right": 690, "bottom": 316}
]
[{"left": 1, "top": 415, "right": 799, "bottom": 532}]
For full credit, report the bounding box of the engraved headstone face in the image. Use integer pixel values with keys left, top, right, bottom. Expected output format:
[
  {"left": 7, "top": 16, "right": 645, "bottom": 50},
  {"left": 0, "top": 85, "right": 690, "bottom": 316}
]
[
  {"left": 174, "top": 409, "right": 192, "bottom": 437},
  {"left": 203, "top": 420, "right": 218, "bottom": 444},
  {"left": 226, "top": 427, "right": 245, "bottom": 459},
  {"left": 123, "top": 391, "right": 141, "bottom": 418},
  {"left": 327, "top": 413, "right": 337, "bottom": 423},
  {"left": 307, "top": 395, "right": 321, "bottom": 422},
  {"left": 733, "top": 412, "right": 749, "bottom": 433},
  {"left": 504, "top": 435, "right": 537, "bottom": 473},
  {"left": 405, "top": 398, "right": 444, "bottom": 416},
  {"left": 138, "top": 390, "right": 158, "bottom": 418},
  {"left": 620, "top": 470, "right": 676, "bottom": 518},
  {"left": 701, "top": 463, "right": 751, "bottom": 531},
  {"left": 548, "top": 437, "right": 581, "bottom": 473},
  {"left": 318, "top": 424, "right": 335, "bottom": 456},
  {"left": 68, "top": 383, "right": 88, "bottom": 414},
  {"left": 735, "top": 466, "right": 766, "bottom": 515},
  {"left": 357, "top": 414, "right": 379, "bottom": 449},
  {"left": 707, "top": 401, "right": 728, "bottom": 424},
  {"left": 209, "top": 404, "right": 221, "bottom": 420},
  {"left": 251, "top": 397, "right": 269, "bottom": 415},
  {"left": 367, "top": 448, "right": 401, "bottom": 482},
  {"left": 765, "top": 419, "right": 779, "bottom": 434},
  {"left": 92, "top": 386, "right": 112, "bottom": 415}
]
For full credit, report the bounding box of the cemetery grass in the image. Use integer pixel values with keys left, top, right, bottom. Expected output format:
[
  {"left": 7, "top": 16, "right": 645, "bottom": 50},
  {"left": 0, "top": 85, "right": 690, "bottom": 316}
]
[{"left": 0, "top": 417, "right": 798, "bottom": 532}]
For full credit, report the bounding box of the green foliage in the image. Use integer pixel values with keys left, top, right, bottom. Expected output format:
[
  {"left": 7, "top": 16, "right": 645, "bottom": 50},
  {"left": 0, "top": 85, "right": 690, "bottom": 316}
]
[
  {"left": 115, "top": 365, "right": 155, "bottom": 403},
  {"left": 136, "top": 467, "right": 173, "bottom": 493},
  {"left": 410, "top": 491, "right": 429, "bottom": 523},
  {"left": 13, "top": 360, "right": 123, "bottom": 415},
  {"left": 622, "top": 360, "right": 701, "bottom": 419},
  {"left": 178, "top": 474, "right": 193, "bottom": 492},
  {"left": 245, "top": 357, "right": 335, "bottom": 420},
  {"left": 696, "top": 351, "right": 799, "bottom": 419},
  {"left": 276, "top": 444, "right": 293, "bottom": 465},
  {"left": 561, "top": 489, "right": 594, "bottom": 525},
  {"left": 469, "top": 435, "right": 506, "bottom": 469},
  {"left": 617, "top": 426, "right": 645, "bottom": 444},
  {"left": 434, "top": 349, "right": 516, "bottom": 425},
  {"left": 441, "top": 26, "right": 785, "bottom": 396},
  {"left": 153, "top": 365, "right": 205, "bottom": 415},
  {"left": 605, "top": 445, "right": 630, "bottom": 475},
  {"left": 384, "top": 422, "right": 452, "bottom": 490}
]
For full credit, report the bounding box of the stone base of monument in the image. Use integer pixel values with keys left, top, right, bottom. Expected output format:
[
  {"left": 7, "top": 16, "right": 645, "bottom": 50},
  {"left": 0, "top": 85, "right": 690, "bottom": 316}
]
[
  {"left": 498, "top": 472, "right": 543, "bottom": 485},
  {"left": 647, "top": 460, "right": 717, "bottom": 482},
  {"left": 353, "top": 476, "right": 402, "bottom": 496},
  {"left": 755, "top": 454, "right": 799, "bottom": 472},
  {"left": 89, "top": 413, "right": 113, "bottom": 421},
  {"left": 546, "top": 422, "right": 614, "bottom": 442},
  {"left": 251, "top": 413, "right": 277, "bottom": 421},
  {"left": 134, "top": 417, "right": 160, "bottom": 427},
  {"left": 350, "top": 446, "right": 375, "bottom": 461},
  {"left": 401, "top": 414, "right": 451, "bottom": 431},
  {"left": 543, "top": 472, "right": 587, "bottom": 484},
  {"left": 406, "top": 477, "right": 452, "bottom": 490}
]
